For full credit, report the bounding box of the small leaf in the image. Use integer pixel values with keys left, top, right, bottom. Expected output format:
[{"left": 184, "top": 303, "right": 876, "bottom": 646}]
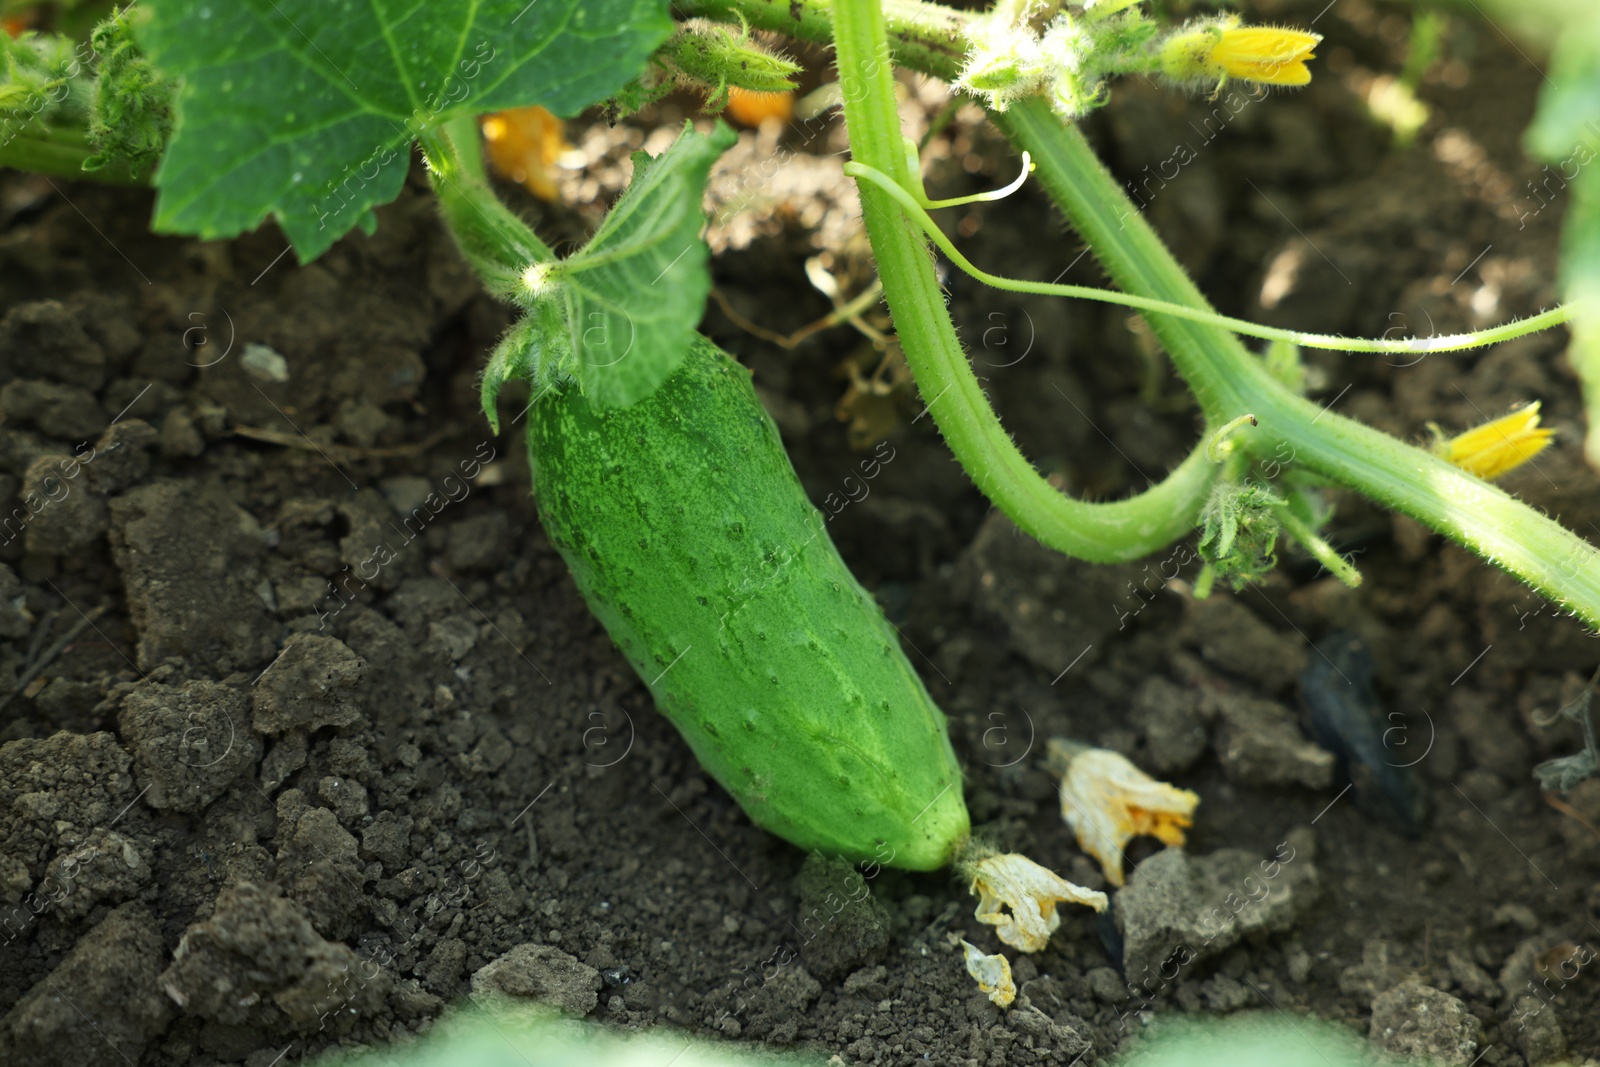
[
  {"left": 554, "top": 120, "right": 736, "bottom": 407},
  {"left": 481, "top": 302, "right": 568, "bottom": 430},
  {"left": 481, "top": 317, "right": 538, "bottom": 433},
  {"left": 139, "top": 0, "right": 672, "bottom": 261}
]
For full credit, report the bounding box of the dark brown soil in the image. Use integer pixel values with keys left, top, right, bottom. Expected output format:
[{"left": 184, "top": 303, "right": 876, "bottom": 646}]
[{"left": 3, "top": 2, "right": 1600, "bottom": 1066}]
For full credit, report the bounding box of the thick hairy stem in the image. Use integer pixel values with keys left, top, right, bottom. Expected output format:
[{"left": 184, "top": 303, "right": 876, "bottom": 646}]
[
  {"left": 689, "top": 0, "right": 1600, "bottom": 628},
  {"left": 0, "top": 129, "right": 145, "bottom": 185},
  {"left": 999, "top": 101, "right": 1600, "bottom": 629},
  {"left": 419, "top": 126, "right": 554, "bottom": 289},
  {"left": 676, "top": 0, "right": 971, "bottom": 80},
  {"left": 832, "top": 0, "right": 1215, "bottom": 563}
]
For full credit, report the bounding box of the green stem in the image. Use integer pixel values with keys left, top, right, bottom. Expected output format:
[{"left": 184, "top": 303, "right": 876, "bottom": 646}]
[
  {"left": 695, "top": 0, "right": 1600, "bottom": 628},
  {"left": 832, "top": 0, "right": 1216, "bottom": 563},
  {"left": 0, "top": 129, "right": 146, "bottom": 186},
  {"left": 1273, "top": 503, "right": 1361, "bottom": 588},
  {"left": 849, "top": 158, "right": 1569, "bottom": 355},
  {"left": 675, "top": 0, "right": 972, "bottom": 82},
  {"left": 998, "top": 99, "right": 1600, "bottom": 628},
  {"left": 442, "top": 113, "right": 491, "bottom": 185},
  {"left": 418, "top": 125, "right": 554, "bottom": 291}
]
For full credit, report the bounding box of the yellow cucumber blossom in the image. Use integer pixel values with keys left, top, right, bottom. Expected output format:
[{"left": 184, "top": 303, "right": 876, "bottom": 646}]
[
  {"left": 961, "top": 941, "right": 1017, "bottom": 1008},
  {"left": 963, "top": 849, "right": 1107, "bottom": 953},
  {"left": 1045, "top": 739, "right": 1199, "bottom": 887},
  {"left": 1430, "top": 402, "right": 1555, "bottom": 480},
  {"left": 1159, "top": 18, "right": 1321, "bottom": 92}
]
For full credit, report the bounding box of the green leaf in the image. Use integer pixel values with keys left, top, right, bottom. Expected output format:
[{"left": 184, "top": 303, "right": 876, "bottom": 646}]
[
  {"left": 481, "top": 303, "right": 566, "bottom": 431},
  {"left": 1520, "top": 13, "right": 1600, "bottom": 465},
  {"left": 1525, "top": 17, "right": 1600, "bottom": 166},
  {"left": 550, "top": 120, "right": 735, "bottom": 407},
  {"left": 139, "top": 0, "right": 672, "bottom": 261}
]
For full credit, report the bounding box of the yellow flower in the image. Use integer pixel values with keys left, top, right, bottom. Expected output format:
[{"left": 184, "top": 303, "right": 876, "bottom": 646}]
[
  {"left": 965, "top": 851, "right": 1107, "bottom": 953},
  {"left": 1431, "top": 402, "right": 1555, "bottom": 480},
  {"left": 1046, "top": 740, "right": 1199, "bottom": 887},
  {"left": 1160, "top": 19, "right": 1322, "bottom": 91},
  {"left": 481, "top": 106, "right": 569, "bottom": 202},
  {"left": 961, "top": 941, "right": 1017, "bottom": 1008},
  {"left": 1210, "top": 27, "right": 1321, "bottom": 86}
]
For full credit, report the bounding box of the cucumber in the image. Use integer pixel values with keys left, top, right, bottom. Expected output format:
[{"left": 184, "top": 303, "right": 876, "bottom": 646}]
[{"left": 527, "top": 336, "right": 970, "bottom": 870}]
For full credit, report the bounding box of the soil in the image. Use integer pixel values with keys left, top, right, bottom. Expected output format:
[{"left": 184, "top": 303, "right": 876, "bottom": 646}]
[{"left": 3, "top": 2, "right": 1600, "bottom": 1066}]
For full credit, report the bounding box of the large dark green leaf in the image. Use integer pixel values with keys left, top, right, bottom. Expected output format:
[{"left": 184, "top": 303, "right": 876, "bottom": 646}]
[{"left": 141, "top": 0, "right": 672, "bottom": 260}]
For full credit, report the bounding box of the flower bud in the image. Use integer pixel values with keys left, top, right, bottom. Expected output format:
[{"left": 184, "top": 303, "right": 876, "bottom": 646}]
[
  {"left": 1160, "top": 18, "right": 1321, "bottom": 90},
  {"left": 661, "top": 20, "right": 801, "bottom": 99}
]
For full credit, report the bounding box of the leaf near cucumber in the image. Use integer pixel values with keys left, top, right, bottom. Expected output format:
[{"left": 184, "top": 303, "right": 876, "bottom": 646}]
[{"left": 485, "top": 121, "right": 737, "bottom": 414}]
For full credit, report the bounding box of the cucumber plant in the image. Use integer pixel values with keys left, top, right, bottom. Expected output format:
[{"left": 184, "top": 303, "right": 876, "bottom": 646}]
[{"left": 2, "top": 0, "right": 1598, "bottom": 932}]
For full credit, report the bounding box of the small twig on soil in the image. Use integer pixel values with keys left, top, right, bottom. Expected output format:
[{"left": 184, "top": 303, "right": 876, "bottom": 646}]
[
  {"left": 1544, "top": 793, "right": 1600, "bottom": 846},
  {"left": 0, "top": 604, "right": 108, "bottom": 712},
  {"left": 710, "top": 281, "right": 889, "bottom": 350},
  {"left": 231, "top": 425, "right": 458, "bottom": 462},
  {"left": 20, "top": 607, "right": 58, "bottom": 673}
]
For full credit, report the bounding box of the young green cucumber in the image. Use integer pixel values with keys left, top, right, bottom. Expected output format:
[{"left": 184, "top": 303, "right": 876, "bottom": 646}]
[{"left": 527, "top": 335, "right": 969, "bottom": 870}]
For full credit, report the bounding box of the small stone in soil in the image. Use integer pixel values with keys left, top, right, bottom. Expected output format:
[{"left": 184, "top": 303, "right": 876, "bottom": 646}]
[
  {"left": 1369, "top": 979, "right": 1482, "bottom": 1067},
  {"left": 1208, "top": 692, "right": 1335, "bottom": 789},
  {"left": 117, "top": 677, "right": 260, "bottom": 812},
  {"left": 1115, "top": 839, "right": 1320, "bottom": 979},
  {"left": 471, "top": 943, "right": 602, "bottom": 1016},
  {"left": 1510, "top": 994, "right": 1567, "bottom": 1066},
  {"left": 252, "top": 633, "right": 368, "bottom": 734},
  {"left": 1181, "top": 596, "right": 1307, "bottom": 693},
  {"left": 1130, "top": 676, "right": 1209, "bottom": 774},
  {"left": 793, "top": 852, "right": 891, "bottom": 981},
  {"left": 0, "top": 903, "right": 170, "bottom": 1067}
]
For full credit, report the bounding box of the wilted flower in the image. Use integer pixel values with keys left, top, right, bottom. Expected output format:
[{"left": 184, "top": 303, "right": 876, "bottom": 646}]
[
  {"left": 961, "top": 941, "right": 1017, "bottom": 1008},
  {"left": 1159, "top": 19, "right": 1321, "bottom": 91},
  {"left": 964, "top": 850, "right": 1107, "bottom": 953},
  {"left": 1046, "top": 739, "right": 1199, "bottom": 886},
  {"left": 1431, "top": 402, "right": 1554, "bottom": 480}
]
